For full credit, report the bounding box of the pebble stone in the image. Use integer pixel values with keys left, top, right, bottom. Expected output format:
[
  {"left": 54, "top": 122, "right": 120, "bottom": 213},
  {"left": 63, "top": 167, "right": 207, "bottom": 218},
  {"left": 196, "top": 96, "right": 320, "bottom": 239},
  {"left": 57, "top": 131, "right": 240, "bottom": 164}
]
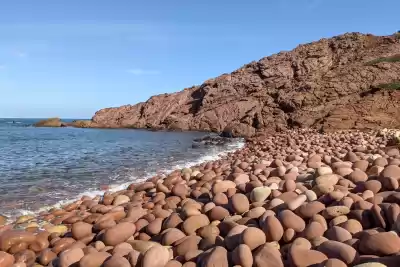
[{"left": 0, "top": 129, "right": 399, "bottom": 267}]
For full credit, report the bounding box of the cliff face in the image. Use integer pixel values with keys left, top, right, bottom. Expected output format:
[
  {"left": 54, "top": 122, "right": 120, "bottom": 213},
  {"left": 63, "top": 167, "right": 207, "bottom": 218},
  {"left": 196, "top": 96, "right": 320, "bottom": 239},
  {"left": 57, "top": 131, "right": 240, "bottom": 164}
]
[{"left": 91, "top": 33, "right": 400, "bottom": 137}]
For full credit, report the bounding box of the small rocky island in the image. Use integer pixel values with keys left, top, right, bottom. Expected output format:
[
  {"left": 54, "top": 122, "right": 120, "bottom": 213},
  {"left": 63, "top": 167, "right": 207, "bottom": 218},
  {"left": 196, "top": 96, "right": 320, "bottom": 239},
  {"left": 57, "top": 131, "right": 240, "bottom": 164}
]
[{"left": 34, "top": 118, "right": 93, "bottom": 128}]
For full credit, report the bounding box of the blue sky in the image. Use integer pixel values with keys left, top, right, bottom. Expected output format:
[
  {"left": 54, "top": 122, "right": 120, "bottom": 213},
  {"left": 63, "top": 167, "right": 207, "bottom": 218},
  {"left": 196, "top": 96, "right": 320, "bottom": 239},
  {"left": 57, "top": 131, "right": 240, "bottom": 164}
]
[{"left": 0, "top": 1, "right": 398, "bottom": 118}]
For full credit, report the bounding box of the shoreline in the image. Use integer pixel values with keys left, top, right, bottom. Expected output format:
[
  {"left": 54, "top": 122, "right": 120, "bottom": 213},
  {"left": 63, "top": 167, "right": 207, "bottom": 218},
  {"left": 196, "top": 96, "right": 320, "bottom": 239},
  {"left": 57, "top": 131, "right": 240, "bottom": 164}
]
[
  {"left": 0, "top": 128, "right": 400, "bottom": 266},
  {"left": 33, "top": 118, "right": 221, "bottom": 135},
  {"left": 0, "top": 137, "right": 246, "bottom": 224}
]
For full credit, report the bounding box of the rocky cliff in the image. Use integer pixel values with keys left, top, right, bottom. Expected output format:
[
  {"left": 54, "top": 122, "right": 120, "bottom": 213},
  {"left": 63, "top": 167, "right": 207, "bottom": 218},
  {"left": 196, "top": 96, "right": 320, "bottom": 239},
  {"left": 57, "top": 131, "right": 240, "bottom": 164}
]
[{"left": 91, "top": 32, "right": 400, "bottom": 137}]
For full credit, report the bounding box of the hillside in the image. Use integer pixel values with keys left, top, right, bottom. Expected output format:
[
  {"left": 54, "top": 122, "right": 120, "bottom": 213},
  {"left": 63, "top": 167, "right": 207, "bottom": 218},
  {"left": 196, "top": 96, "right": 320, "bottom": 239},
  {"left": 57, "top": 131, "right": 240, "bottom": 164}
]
[{"left": 90, "top": 32, "right": 400, "bottom": 137}]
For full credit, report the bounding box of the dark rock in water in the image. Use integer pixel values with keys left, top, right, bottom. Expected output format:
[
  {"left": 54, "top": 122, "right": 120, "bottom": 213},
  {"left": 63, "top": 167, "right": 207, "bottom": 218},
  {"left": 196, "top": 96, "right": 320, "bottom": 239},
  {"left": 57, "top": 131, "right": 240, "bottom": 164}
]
[
  {"left": 192, "top": 135, "right": 236, "bottom": 148},
  {"left": 192, "top": 143, "right": 201, "bottom": 148},
  {"left": 220, "top": 130, "right": 234, "bottom": 138}
]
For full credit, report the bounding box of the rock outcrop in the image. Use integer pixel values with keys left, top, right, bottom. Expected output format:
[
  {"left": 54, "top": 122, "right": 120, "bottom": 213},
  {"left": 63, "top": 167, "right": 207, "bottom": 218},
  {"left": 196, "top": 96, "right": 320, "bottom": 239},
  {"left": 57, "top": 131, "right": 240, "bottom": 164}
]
[
  {"left": 70, "top": 120, "right": 94, "bottom": 128},
  {"left": 91, "top": 32, "right": 400, "bottom": 137},
  {"left": 34, "top": 119, "right": 94, "bottom": 128},
  {"left": 34, "top": 118, "right": 66, "bottom": 127}
]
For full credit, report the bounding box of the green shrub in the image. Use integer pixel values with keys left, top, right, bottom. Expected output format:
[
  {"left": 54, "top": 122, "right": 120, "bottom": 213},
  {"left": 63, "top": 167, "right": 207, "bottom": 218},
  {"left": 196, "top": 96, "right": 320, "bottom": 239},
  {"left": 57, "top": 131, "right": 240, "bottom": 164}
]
[
  {"left": 377, "top": 82, "right": 400, "bottom": 90},
  {"left": 365, "top": 54, "right": 400, "bottom": 65}
]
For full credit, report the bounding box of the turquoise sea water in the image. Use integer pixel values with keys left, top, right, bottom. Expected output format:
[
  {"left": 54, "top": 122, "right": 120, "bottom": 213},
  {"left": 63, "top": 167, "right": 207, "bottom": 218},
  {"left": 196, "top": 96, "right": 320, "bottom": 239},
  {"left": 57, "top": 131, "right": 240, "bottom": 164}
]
[{"left": 0, "top": 118, "right": 243, "bottom": 218}]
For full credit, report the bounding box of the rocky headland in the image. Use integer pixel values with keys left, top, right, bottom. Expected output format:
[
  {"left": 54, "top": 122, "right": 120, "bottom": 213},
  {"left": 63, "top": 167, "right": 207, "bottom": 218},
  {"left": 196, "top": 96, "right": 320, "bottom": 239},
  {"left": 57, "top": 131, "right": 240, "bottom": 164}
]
[{"left": 81, "top": 32, "right": 400, "bottom": 137}]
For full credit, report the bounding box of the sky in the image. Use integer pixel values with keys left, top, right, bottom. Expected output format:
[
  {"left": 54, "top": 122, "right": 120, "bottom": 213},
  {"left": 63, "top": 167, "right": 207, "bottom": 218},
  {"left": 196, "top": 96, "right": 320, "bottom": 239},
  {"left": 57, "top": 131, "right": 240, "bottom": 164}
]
[{"left": 0, "top": 1, "right": 398, "bottom": 118}]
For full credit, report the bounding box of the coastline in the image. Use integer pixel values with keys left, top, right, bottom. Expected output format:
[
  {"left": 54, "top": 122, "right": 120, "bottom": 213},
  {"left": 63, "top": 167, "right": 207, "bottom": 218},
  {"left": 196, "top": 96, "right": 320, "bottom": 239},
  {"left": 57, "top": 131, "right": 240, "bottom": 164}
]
[
  {"left": 33, "top": 117, "right": 225, "bottom": 136},
  {"left": 0, "top": 137, "right": 246, "bottom": 223},
  {"left": 0, "top": 128, "right": 400, "bottom": 266}
]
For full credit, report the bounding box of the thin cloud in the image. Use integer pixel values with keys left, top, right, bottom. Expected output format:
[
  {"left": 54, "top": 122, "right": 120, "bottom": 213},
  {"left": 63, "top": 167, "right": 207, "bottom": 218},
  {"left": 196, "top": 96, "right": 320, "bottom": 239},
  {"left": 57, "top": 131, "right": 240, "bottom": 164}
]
[
  {"left": 17, "top": 52, "right": 27, "bottom": 58},
  {"left": 0, "top": 23, "right": 166, "bottom": 41},
  {"left": 12, "top": 50, "right": 28, "bottom": 58},
  {"left": 127, "top": 68, "right": 160, "bottom": 75},
  {"left": 307, "top": 0, "right": 323, "bottom": 10}
]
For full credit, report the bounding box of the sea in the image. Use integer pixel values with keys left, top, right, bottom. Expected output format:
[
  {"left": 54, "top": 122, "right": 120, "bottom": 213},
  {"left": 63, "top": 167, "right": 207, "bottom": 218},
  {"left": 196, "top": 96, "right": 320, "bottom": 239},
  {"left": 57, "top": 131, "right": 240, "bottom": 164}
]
[{"left": 0, "top": 118, "right": 244, "bottom": 220}]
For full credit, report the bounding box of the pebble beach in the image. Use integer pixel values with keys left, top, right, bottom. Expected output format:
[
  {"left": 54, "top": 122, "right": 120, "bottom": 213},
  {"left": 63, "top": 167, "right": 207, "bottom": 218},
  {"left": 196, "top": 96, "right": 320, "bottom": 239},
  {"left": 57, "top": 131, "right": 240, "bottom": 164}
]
[{"left": 1, "top": 128, "right": 400, "bottom": 267}]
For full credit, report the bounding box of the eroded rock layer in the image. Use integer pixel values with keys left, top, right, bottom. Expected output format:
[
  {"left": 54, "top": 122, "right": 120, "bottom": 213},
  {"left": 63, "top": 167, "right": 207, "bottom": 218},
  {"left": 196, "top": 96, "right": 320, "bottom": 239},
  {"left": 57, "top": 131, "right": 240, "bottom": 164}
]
[{"left": 91, "top": 33, "right": 400, "bottom": 137}]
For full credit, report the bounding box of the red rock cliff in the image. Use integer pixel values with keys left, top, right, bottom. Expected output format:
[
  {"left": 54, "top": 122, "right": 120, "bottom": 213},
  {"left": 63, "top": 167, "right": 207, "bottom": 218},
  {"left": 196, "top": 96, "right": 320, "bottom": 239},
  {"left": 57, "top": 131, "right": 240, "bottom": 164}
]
[{"left": 91, "top": 33, "right": 400, "bottom": 137}]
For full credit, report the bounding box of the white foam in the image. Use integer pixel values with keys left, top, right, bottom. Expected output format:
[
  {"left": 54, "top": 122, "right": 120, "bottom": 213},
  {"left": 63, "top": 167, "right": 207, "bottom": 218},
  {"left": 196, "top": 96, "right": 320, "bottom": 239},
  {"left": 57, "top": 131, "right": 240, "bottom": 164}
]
[{"left": 6, "top": 139, "right": 245, "bottom": 221}]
